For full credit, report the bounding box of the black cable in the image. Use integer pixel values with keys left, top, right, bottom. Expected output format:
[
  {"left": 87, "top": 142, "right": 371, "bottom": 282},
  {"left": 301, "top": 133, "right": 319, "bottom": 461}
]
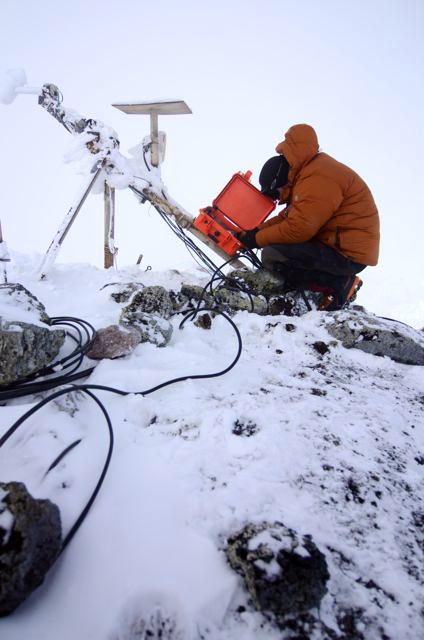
[
  {"left": 0, "top": 368, "right": 96, "bottom": 402},
  {"left": 0, "top": 304, "right": 242, "bottom": 551},
  {"left": 155, "top": 206, "right": 224, "bottom": 275},
  {"left": 142, "top": 147, "right": 152, "bottom": 172},
  {"left": 44, "top": 439, "right": 82, "bottom": 476},
  {"left": 59, "top": 388, "right": 114, "bottom": 553}
]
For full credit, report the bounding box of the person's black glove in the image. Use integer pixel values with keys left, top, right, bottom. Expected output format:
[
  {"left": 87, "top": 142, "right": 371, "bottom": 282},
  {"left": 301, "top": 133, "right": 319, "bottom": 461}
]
[{"left": 240, "top": 228, "right": 259, "bottom": 250}]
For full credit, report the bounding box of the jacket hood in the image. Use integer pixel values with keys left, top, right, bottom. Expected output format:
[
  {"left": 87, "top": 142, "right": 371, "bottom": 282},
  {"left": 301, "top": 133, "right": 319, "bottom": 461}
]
[{"left": 275, "top": 124, "right": 319, "bottom": 171}]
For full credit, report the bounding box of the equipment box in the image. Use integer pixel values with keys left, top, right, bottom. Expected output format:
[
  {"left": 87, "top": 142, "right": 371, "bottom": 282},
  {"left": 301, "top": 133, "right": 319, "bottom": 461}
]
[
  {"left": 194, "top": 209, "right": 243, "bottom": 256},
  {"left": 193, "top": 170, "right": 276, "bottom": 256},
  {"left": 212, "top": 171, "right": 276, "bottom": 231}
]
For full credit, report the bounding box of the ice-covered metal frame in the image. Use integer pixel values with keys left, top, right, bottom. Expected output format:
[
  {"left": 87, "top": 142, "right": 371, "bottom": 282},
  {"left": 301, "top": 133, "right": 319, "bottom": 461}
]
[{"left": 34, "top": 83, "right": 245, "bottom": 277}]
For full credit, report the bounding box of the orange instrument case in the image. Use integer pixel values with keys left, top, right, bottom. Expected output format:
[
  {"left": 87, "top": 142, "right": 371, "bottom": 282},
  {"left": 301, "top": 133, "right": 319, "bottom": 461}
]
[{"left": 193, "top": 171, "right": 276, "bottom": 256}]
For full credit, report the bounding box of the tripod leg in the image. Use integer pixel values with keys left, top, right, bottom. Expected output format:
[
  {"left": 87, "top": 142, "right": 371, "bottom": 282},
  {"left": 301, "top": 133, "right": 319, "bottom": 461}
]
[
  {"left": 0, "top": 221, "right": 11, "bottom": 284},
  {"left": 38, "top": 165, "right": 104, "bottom": 279},
  {"left": 104, "top": 182, "right": 117, "bottom": 269}
]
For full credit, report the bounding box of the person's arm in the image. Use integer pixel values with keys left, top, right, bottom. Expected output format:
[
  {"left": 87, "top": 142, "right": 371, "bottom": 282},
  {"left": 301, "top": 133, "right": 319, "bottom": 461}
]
[{"left": 256, "top": 175, "right": 344, "bottom": 247}]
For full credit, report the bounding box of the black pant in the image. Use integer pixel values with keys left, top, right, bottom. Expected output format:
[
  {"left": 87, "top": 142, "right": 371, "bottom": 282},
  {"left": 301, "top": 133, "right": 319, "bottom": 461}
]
[{"left": 261, "top": 242, "right": 366, "bottom": 292}]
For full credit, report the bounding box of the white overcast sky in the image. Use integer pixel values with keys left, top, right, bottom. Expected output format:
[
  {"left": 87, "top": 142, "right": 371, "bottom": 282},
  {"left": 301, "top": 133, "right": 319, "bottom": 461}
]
[{"left": 0, "top": 0, "right": 423, "bottom": 322}]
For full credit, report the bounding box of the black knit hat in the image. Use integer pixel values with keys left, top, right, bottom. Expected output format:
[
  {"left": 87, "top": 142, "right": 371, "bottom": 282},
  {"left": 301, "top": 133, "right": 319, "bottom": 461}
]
[{"left": 259, "top": 155, "right": 290, "bottom": 199}]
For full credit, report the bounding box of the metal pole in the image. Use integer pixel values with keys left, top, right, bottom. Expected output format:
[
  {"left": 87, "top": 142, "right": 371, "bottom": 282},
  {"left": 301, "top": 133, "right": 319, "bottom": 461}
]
[
  {"left": 104, "top": 182, "right": 116, "bottom": 269},
  {"left": 150, "top": 112, "right": 159, "bottom": 167},
  {"left": 38, "top": 163, "right": 104, "bottom": 279},
  {"left": 0, "top": 220, "right": 10, "bottom": 283}
]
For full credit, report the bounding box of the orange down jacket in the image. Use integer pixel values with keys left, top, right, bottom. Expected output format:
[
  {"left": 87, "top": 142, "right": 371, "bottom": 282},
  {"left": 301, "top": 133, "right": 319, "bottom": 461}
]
[{"left": 256, "top": 124, "right": 380, "bottom": 266}]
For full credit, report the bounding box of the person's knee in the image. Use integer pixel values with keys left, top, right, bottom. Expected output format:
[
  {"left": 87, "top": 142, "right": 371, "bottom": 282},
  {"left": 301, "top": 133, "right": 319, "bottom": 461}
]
[{"left": 261, "top": 246, "right": 289, "bottom": 271}]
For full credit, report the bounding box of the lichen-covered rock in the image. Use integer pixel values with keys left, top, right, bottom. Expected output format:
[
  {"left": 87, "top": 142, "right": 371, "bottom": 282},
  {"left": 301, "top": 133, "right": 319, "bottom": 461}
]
[
  {"left": 181, "top": 284, "right": 320, "bottom": 317},
  {"left": 215, "top": 288, "right": 269, "bottom": 314},
  {"left": 168, "top": 290, "right": 191, "bottom": 314},
  {"left": 324, "top": 310, "right": 424, "bottom": 365},
  {"left": 227, "top": 268, "right": 286, "bottom": 296},
  {"left": 108, "top": 282, "right": 190, "bottom": 315},
  {"left": 119, "top": 286, "right": 176, "bottom": 347},
  {"left": 120, "top": 312, "right": 173, "bottom": 347},
  {"left": 0, "top": 482, "right": 62, "bottom": 616},
  {"left": 86, "top": 324, "right": 141, "bottom": 359},
  {"left": 226, "top": 521, "right": 329, "bottom": 618},
  {"left": 0, "top": 283, "right": 65, "bottom": 386},
  {"left": 107, "top": 282, "right": 145, "bottom": 304},
  {"left": 0, "top": 320, "right": 65, "bottom": 386},
  {"left": 123, "top": 286, "right": 174, "bottom": 319}
]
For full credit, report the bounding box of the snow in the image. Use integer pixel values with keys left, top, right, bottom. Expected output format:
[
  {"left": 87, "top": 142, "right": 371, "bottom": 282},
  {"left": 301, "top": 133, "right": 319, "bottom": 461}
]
[
  {"left": 0, "top": 242, "right": 10, "bottom": 261},
  {"left": 0, "top": 69, "right": 27, "bottom": 105},
  {"left": 0, "top": 252, "right": 424, "bottom": 639},
  {"left": 0, "top": 489, "right": 14, "bottom": 545}
]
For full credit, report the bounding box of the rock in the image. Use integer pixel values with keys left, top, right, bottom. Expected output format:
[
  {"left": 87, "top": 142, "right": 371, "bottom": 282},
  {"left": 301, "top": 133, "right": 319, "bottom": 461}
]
[
  {"left": 120, "top": 312, "right": 173, "bottom": 348},
  {"left": 226, "top": 521, "right": 329, "bottom": 618},
  {"left": 168, "top": 290, "right": 191, "bottom": 314},
  {"left": 324, "top": 310, "right": 424, "bottom": 365},
  {"left": 268, "top": 291, "right": 321, "bottom": 317},
  {"left": 87, "top": 324, "right": 141, "bottom": 359},
  {"left": 0, "top": 320, "right": 65, "bottom": 386},
  {"left": 181, "top": 284, "right": 319, "bottom": 317},
  {"left": 0, "top": 283, "right": 50, "bottom": 324},
  {"left": 123, "top": 286, "right": 174, "bottom": 319},
  {"left": 227, "top": 268, "right": 286, "bottom": 296},
  {"left": 107, "top": 282, "right": 145, "bottom": 304},
  {"left": 0, "top": 482, "right": 62, "bottom": 616},
  {"left": 120, "top": 286, "right": 175, "bottom": 347},
  {"left": 180, "top": 284, "right": 215, "bottom": 308},
  {"left": 193, "top": 313, "right": 212, "bottom": 330},
  {"left": 0, "top": 283, "right": 65, "bottom": 386},
  {"left": 215, "top": 288, "right": 269, "bottom": 315}
]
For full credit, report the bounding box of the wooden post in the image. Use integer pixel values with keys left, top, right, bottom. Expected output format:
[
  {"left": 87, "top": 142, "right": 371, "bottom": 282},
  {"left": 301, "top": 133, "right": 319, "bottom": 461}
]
[{"left": 104, "top": 182, "right": 116, "bottom": 269}]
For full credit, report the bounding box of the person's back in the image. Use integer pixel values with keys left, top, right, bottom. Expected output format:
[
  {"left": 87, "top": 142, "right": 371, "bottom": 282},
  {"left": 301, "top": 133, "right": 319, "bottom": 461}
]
[{"left": 294, "top": 151, "right": 380, "bottom": 266}]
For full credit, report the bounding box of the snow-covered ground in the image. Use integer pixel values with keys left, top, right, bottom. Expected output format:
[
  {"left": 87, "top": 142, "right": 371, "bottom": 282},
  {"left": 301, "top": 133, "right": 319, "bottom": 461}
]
[{"left": 1, "top": 253, "right": 424, "bottom": 639}]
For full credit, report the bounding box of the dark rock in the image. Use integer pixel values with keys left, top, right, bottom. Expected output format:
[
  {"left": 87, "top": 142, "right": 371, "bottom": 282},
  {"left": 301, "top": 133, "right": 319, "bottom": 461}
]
[
  {"left": 193, "top": 313, "right": 212, "bottom": 330},
  {"left": 232, "top": 419, "right": 259, "bottom": 437},
  {"left": 86, "top": 324, "right": 141, "bottom": 359},
  {"left": 123, "top": 286, "right": 174, "bottom": 319},
  {"left": 226, "top": 521, "right": 329, "bottom": 617},
  {"left": 312, "top": 341, "right": 330, "bottom": 355},
  {"left": 324, "top": 310, "right": 424, "bottom": 365},
  {"left": 0, "top": 482, "right": 62, "bottom": 616},
  {"left": 0, "top": 320, "right": 65, "bottom": 386}
]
